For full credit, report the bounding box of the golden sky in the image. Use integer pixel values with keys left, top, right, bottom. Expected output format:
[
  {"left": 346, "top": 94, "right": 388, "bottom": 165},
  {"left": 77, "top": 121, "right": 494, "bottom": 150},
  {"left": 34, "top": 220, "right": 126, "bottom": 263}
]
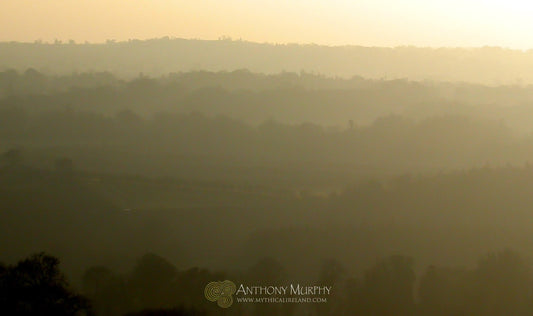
[{"left": 1, "top": 0, "right": 533, "bottom": 48}]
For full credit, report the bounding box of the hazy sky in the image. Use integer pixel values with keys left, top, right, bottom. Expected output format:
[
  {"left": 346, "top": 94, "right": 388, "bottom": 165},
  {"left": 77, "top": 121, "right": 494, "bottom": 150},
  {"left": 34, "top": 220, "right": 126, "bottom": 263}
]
[{"left": 1, "top": 0, "right": 533, "bottom": 48}]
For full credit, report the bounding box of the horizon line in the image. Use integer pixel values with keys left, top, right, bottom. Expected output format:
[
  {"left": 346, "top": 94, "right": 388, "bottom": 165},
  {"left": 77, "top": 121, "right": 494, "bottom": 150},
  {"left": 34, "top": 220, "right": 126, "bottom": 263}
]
[{"left": 1, "top": 36, "right": 533, "bottom": 52}]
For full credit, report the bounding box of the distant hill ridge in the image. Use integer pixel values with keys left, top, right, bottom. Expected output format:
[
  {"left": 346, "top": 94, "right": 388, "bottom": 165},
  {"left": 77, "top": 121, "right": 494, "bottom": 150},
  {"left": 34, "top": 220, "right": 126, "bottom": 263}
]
[{"left": 1, "top": 38, "right": 533, "bottom": 84}]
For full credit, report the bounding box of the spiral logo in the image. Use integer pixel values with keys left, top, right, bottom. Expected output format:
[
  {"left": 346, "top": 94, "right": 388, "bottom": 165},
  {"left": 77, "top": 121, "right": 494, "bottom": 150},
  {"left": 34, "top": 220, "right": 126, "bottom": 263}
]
[{"left": 204, "top": 280, "right": 237, "bottom": 308}]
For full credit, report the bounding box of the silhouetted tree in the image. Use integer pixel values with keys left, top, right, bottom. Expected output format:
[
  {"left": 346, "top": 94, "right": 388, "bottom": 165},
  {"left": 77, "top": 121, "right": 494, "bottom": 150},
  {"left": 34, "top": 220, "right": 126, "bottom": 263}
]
[
  {"left": 0, "top": 252, "right": 91, "bottom": 315},
  {"left": 129, "top": 253, "right": 178, "bottom": 310},
  {"left": 82, "top": 266, "right": 131, "bottom": 316},
  {"left": 248, "top": 257, "right": 287, "bottom": 316},
  {"left": 361, "top": 255, "right": 415, "bottom": 316},
  {"left": 418, "top": 265, "right": 470, "bottom": 316},
  {"left": 174, "top": 267, "right": 226, "bottom": 312},
  {"left": 315, "top": 259, "right": 346, "bottom": 315},
  {"left": 469, "top": 249, "right": 532, "bottom": 316}
]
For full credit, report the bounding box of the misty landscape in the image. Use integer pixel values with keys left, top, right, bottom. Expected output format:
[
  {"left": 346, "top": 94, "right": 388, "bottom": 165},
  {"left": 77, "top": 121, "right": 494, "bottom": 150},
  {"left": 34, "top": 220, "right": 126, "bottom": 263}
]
[{"left": 4, "top": 2, "right": 533, "bottom": 314}]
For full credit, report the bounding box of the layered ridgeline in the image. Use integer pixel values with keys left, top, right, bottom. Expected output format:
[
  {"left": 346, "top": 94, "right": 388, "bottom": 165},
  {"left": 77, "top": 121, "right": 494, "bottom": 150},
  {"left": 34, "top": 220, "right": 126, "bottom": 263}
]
[
  {"left": 2, "top": 69, "right": 533, "bottom": 130},
  {"left": 1, "top": 38, "right": 533, "bottom": 84},
  {"left": 2, "top": 69, "right": 533, "bottom": 283},
  {"left": 2, "top": 70, "right": 533, "bottom": 185},
  {"left": 3, "top": 55, "right": 533, "bottom": 315}
]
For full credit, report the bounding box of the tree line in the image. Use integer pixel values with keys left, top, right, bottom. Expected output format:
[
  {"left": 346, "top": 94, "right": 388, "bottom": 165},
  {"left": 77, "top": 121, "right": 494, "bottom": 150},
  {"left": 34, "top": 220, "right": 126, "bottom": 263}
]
[{"left": 2, "top": 249, "right": 532, "bottom": 315}]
